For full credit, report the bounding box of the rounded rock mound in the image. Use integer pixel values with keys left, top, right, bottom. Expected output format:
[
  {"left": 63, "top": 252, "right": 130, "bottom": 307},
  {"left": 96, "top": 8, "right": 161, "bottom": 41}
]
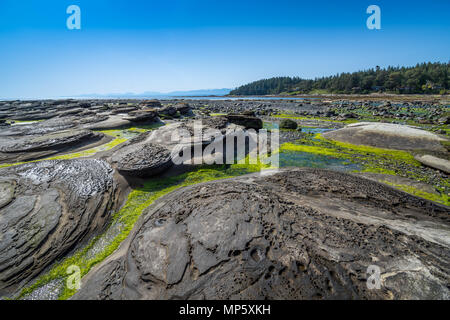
[
  {"left": 110, "top": 142, "right": 173, "bottom": 177},
  {"left": 280, "top": 119, "right": 298, "bottom": 130},
  {"left": 73, "top": 168, "right": 450, "bottom": 300},
  {"left": 322, "top": 122, "right": 448, "bottom": 152}
]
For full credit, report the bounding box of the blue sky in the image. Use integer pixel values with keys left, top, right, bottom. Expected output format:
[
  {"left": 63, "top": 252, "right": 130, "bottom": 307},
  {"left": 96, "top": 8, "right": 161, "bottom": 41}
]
[{"left": 0, "top": 0, "right": 449, "bottom": 99}]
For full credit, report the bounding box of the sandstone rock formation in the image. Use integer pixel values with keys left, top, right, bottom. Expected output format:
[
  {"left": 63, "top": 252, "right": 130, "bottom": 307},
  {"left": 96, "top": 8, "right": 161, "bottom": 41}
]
[
  {"left": 323, "top": 122, "right": 448, "bottom": 152},
  {"left": 414, "top": 154, "right": 450, "bottom": 174},
  {"left": 109, "top": 142, "right": 173, "bottom": 177},
  {"left": 72, "top": 168, "right": 450, "bottom": 300},
  {"left": 0, "top": 159, "right": 119, "bottom": 296},
  {"left": 0, "top": 129, "right": 102, "bottom": 153}
]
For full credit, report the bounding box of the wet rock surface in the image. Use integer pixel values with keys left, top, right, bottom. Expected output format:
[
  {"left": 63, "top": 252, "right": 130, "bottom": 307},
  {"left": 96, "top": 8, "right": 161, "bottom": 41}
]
[
  {"left": 73, "top": 168, "right": 449, "bottom": 300},
  {"left": 0, "top": 159, "right": 119, "bottom": 296},
  {"left": 0, "top": 97, "right": 448, "bottom": 300}
]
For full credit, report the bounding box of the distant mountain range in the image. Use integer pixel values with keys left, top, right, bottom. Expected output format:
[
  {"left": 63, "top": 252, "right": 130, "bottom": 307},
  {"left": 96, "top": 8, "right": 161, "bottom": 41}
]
[{"left": 74, "top": 88, "right": 231, "bottom": 98}]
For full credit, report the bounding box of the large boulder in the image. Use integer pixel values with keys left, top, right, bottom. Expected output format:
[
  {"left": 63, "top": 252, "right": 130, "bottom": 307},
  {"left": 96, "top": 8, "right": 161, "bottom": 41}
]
[
  {"left": 175, "top": 102, "right": 192, "bottom": 115},
  {"left": 279, "top": 119, "right": 298, "bottom": 130},
  {"left": 124, "top": 109, "right": 158, "bottom": 122},
  {"left": 73, "top": 168, "right": 450, "bottom": 300},
  {"left": 323, "top": 122, "right": 448, "bottom": 152},
  {"left": 225, "top": 114, "right": 263, "bottom": 130},
  {"left": 109, "top": 142, "right": 173, "bottom": 177},
  {"left": 158, "top": 106, "right": 177, "bottom": 117},
  {"left": 414, "top": 154, "right": 450, "bottom": 174},
  {"left": 141, "top": 100, "right": 162, "bottom": 109},
  {"left": 0, "top": 159, "right": 119, "bottom": 296}
]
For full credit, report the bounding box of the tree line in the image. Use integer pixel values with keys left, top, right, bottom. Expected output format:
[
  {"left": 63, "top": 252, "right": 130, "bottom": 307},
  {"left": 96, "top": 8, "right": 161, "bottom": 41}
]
[{"left": 229, "top": 62, "right": 449, "bottom": 95}]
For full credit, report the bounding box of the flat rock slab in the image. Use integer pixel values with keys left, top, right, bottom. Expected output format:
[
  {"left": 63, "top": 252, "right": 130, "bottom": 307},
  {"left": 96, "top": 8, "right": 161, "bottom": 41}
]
[
  {"left": 83, "top": 115, "right": 132, "bottom": 130},
  {"left": 0, "top": 159, "right": 119, "bottom": 296},
  {"left": 0, "top": 129, "right": 101, "bottom": 153},
  {"left": 0, "top": 117, "right": 77, "bottom": 137},
  {"left": 73, "top": 168, "right": 450, "bottom": 300},
  {"left": 110, "top": 142, "right": 173, "bottom": 177},
  {"left": 323, "top": 122, "right": 447, "bottom": 152},
  {"left": 414, "top": 154, "right": 450, "bottom": 174}
]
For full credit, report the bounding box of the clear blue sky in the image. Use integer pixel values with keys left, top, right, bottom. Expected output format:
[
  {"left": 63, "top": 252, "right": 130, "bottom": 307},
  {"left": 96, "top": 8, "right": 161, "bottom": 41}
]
[{"left": 0, "top": 0, "right": 449, "bottom": 99}]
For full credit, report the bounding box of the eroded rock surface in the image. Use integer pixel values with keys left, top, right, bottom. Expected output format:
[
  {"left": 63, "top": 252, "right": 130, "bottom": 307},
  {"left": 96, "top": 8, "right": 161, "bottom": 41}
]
[
  {"left": 323, "top": 122, "right": 448, "bottom": 152},
  {"left": 73, "top": 168, "right": 450, "bottom": 300},
  {"left": 0, "top": 129, "right": 101, "bottom": 153},
  {"left": 109, "top": 142, "right": 173, "bottom": 177},
  {"left": 0, "top": 159, "right": 119, "bottom": 296}
]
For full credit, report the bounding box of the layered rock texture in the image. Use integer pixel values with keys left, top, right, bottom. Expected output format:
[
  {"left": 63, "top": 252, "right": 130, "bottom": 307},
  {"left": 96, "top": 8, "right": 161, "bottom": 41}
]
[
  {"left": 109, "top": 141, "right": 173, "bottom": 177},
  {"left": 73, "top": 168, "right": 450, "bottom": 300},
  {"left": 0, "top": 159, "right": 119, "bottom": 295}
]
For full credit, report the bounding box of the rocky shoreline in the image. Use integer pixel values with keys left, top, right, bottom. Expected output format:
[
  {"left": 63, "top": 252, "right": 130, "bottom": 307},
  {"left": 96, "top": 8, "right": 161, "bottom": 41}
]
[{"left": 0, "top": 97, "right": 448, "bottom": 300}]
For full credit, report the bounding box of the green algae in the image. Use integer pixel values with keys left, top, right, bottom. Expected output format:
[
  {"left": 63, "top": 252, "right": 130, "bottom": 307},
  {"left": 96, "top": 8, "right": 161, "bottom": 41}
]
[
  {"left": 0, "top": 124, "right": 166, "bottom": 169},
  {"left": 0, "top": 128, "right": 144, "bottom": 169},
  {"left": 210, "top": 113, "right": 227, "bottom": 117},
  {"left": 278, "top": 133, "right": 449, "bottom": 205},
  {"left": 273, "top": 113, "right": 358, "bottom": 124},
  {"left": 381, "top": 181, "right": 449, "bottom": 206},
  {"left": 18, "top": 156, "right": 272, "bottom": 300},
  {"left": 11, "top": 121, "right": 449, "bottom": 300}
]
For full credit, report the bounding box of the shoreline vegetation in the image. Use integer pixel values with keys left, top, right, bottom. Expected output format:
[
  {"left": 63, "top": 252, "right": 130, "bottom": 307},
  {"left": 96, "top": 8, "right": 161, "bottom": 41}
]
[{"left": 229, "top": 62, "right": 450, "bottom": 96}]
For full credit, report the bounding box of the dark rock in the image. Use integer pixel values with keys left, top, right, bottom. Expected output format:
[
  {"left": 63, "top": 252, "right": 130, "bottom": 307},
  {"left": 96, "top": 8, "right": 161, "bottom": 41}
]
[
  {"left": 438, "top": 116, "right": 449, "bottom": 125},
  {"left": 225, "top": 114, "right": 263, "bottom": 130},
  {"left": 72, "top": 169, "right": 450, "bottom": 300},
  {"left": 0, "top": 159, "right": 119, "bottom": 295},
  {"left": 111, "top": 106, "right": 139, "bottom": 115},
  {"left": 0, "top": 129, "right": 103, "bottom": 153},
  {"left": 124, "top": 109, "right": 158, "bottom": 122},
  {"left": 109, "top": 141, "right": 173, "bottom": 177},
  {"left": 242, "top": 110, "right": 256, "bottom": 117},
  {"left": 279, "top": 119, "right": 298, "bottom": 130},
  {"left": 175, "top": 103, "right": 192, "bottom": 115},
  {"left": 159, "top": 106, "right": 177, "bottom": 117},
  {"left": 142, "top": 100, "right": 162, "bottom": 108}
]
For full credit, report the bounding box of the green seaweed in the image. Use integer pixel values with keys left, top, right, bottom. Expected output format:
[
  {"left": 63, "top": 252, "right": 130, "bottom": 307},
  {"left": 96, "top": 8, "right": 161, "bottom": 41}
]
[
  {"left": 381, "top": 181, "right": 449, "bottom": 206},
  {"left": 17, "top": 156, "right": 271, "bottom": 300},
  {"left": 279, "top": 133, "right": 449, "bottom": 205},
  {"left": 0, "top": 128, "right": 140, "bottom": 169}
]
